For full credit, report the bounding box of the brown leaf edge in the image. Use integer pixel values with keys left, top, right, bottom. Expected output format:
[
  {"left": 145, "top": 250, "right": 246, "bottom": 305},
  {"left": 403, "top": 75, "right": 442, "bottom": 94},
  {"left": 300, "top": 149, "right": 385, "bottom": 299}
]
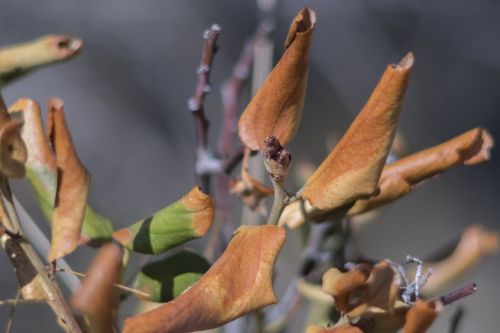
[
  {"left": 238, "top": 7, "right": 316, "bottom": 150},
  {"left": 303, "top": 53, "right": 414, "bottom": 211},
  {"left": 47, "top": 98, "right": 90, "bottom": 261},
  {"left": 122, "top": 225, "right": 286, "bottom": 333}
]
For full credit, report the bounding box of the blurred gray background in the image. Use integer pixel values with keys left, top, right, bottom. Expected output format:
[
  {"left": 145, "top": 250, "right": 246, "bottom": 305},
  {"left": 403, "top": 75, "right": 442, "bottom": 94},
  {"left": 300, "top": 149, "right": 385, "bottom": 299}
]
[{"left": 0, "top": 0, "right": 499, "bottom": 332}]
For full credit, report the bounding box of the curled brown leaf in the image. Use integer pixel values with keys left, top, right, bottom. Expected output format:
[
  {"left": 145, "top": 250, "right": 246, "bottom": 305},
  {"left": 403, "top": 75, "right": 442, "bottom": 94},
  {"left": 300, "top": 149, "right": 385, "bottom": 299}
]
[
  {"left": 71, "top": 243, "right": 123, "bottom": 333},
  {"left": 421, "top": 225, "right": 499, "bottom": 296},
  {"left": 238, "top": 7, "right": 316, "bottom": 150},
  {"left": 403, "top": 300, "right": 440, "bottom": 333},
  {"left": 0, "top": 114, "right": 27, "bottom": 178},
  {"left": 47, "top": 98, "right": 90, "bottom": 261},
  {"left": 348, "top": 128, "right": 494, "bottom": 215},
  {"left": 322, "top": 260, "right": 400, "bottom": 319},
  {"left": 122, "top": 225, "right": 286, "bottom": 333},
  {"left": 303, "top": 53, "right": 414, "bottom": 211}
]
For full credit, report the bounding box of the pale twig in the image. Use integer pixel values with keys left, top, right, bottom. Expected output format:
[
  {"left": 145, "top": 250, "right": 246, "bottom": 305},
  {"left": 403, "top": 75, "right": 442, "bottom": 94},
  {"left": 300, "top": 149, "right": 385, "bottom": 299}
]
[
  {"left": 4, "top": 289, "right": 20, "bottom": 333},
  {"left": 188, "top": 24, "right": 222, "bottom": 193},
  {"left": 57, "top": 268, "right": 150, "bottom": 299}
]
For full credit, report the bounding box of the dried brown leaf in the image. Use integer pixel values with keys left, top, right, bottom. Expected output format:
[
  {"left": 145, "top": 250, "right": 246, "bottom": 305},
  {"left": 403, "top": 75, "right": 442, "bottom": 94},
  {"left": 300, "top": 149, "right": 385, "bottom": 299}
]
[
  {"left": 422, "top": 225, "right": 499, "bottom": 296},
  {"left": 47, "top": 98, "right": 90, "bottom": 261},
  {"left": 403, "top": 300, "right": 440, "bottom": 333},
  {"left": 71, "top": 243, "right": 123, "bottom": 333},
  {"left": 322, "top": 261, "right": 399, "bottom": 319},
  {"left": 238, "top": 8, "right": 316, "bottom": 150},
  {"left": 347, "top": 128, "right": 494, "bottom": 215},
  {"left": 322, "top": 265, "right": 371, "bottom": 313},
  {"left": 0, "top": 115, "right": 27, "bottom": 178},
  {"left": 122, "top": 225, "right": 286, "bottom": 333},
  {"left": 303, "top": 53, "right": 414, "bottom": 211}
]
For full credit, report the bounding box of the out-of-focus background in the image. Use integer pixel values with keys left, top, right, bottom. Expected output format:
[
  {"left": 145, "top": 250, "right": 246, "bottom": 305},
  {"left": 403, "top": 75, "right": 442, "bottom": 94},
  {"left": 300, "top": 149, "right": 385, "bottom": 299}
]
[{"left": 0, "top": 0, "right": 499, "bottom": 332}]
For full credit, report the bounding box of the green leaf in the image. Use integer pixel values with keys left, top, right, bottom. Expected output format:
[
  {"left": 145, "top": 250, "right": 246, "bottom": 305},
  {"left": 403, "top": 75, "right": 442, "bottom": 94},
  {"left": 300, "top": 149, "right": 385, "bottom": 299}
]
[
  {"left": 133, "top": 250, "right": 210, "bottom": 302},
  {"left": 112, "top": 186, "right": 215, "bottom": 254}
]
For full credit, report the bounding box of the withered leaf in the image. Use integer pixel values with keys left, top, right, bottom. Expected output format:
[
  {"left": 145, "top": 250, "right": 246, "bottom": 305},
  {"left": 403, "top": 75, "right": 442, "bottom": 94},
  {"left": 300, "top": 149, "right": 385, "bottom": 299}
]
[
  {"left": 47, "top": 98, "right": 90, "bottom": 261},
  {"left": 322, "top": 260, "right": 399, "bottom": 319},
  {"left": 403, "top": 300, "right": 440, "bottom": 333},
  {"left": 8, "top": 98, "right": 114, "bottom": 245},
  {"left": 112, "top": 186, "right": 214, "bottom": 254},
  {"left": 8, "top": 99, "right": 57, "bottom": 217},
  {"left": 122, "top": 225, "right": 286, "bottom": 333},
  {"left": 238, "top": 8, "right": 316, "bottom": 150},
  {"left": 0, "top": 113, "right": 27, "bottom": 178},
  {"left": 421, "top": 225, "right": 499, "bottom": 296},
  {"left": 303, "top": 53, "right": 414, "bottom": 211},
  {"left": 347, "top": 128, "right": 494, "bottom": 216},
  {"left": 71, "top": 243, "right": 123, "bottom": 333}
]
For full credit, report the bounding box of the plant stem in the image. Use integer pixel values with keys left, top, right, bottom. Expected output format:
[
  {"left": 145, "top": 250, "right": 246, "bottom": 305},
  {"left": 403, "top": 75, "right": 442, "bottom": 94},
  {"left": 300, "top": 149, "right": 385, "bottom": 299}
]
[
  {"left": 267, "top": 174, "right": 287, "bottom": 225},
  {"left": 0, "top": 176, "right": 82, "bottom": 333},
  {"left": 188, "top": 24, "right": 222, "bottom": 194}
]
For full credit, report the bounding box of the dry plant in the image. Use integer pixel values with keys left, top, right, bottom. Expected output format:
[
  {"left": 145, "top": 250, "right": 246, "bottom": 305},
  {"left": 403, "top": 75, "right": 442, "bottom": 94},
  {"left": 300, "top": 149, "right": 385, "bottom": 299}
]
[{"left": 0, "top": 7, "right": 497, "bottom": 333}]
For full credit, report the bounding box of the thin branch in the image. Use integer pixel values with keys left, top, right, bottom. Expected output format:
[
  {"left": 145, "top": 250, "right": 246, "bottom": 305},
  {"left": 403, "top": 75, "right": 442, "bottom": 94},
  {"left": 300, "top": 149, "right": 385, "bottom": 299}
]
[
  {"left": 57, "top": 268, "right": 150, "bottom": 299},
  {"left": 0, "top": 175, "right": 82, "bottom": 333},
  {"left": 188, "top": 24, "right": 222, "bottom": 193},
  {"left": 438, "top": 283, "right": 477, "bottom": 306},
  {"left": 4, "top": 289, "right": 20, "bottom": 333}
]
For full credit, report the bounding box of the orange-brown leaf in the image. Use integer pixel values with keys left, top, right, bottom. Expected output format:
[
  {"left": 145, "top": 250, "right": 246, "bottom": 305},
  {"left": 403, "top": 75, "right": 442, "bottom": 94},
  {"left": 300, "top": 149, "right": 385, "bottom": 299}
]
[
  {"left": 403, "top": 300, "right": 440, "bottom": 333},
  {"left": 303, "top": 53, "right": 414, "bottom": 210},
  {"left": 71, "top": 243, "right": 123, "bottom": 333},
  {"left": 347, "top": 128, "right": 494, "bottom": 215},
  {"left": 238, "top": 8, "right": 316, "bottom": 150},
  {"left": 422, "top": 225, "right": 499, "bottom": 296},
  {"left": 122, "top": 225, "right": 286, "bottom": 333},
  {"left": 47, "top": 98, "right": 90, "bottom": 261},
  {"left": 322, "top": 265, "right": 371, "bottom": 313}
]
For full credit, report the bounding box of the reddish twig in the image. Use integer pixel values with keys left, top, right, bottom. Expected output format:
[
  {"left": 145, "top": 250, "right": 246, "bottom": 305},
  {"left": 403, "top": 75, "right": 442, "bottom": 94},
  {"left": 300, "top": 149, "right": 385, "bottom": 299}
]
[
  {"left": 438, "top": 283, "right": 477, "bottom": 306},
  {"left": 188, "top": 24, "right": 222, "bottom": 194},
  {"left": 205, "top": 25, "right": 270, "bottom": 260}
]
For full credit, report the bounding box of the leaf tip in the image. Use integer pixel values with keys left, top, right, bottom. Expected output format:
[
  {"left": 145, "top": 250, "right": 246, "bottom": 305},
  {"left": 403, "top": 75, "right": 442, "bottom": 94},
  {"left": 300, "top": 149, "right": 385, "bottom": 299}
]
[{"left": 183, "top": 186, "right": 215, "bottom": 236}]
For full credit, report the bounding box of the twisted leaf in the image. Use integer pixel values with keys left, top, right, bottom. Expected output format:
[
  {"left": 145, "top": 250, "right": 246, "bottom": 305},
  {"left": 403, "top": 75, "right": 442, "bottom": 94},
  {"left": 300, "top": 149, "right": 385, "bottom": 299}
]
[
  {"left": 348, "top": 128, "right": 494, "bottom": 215},
  {"left": 47, "top": 98, "right": 90, "bottom": 261},
  {"left": 8, "top": 99, "right": 114, "bottom": 245},
  {"left": 238, "top": 7, "right": 316, "bottom": 150},
  {"left": 133, "top": 249, "right": 210, "bottom": 302},
  {"left": 279, "top": 128, "right": 493, "bottom": 228},
  {"left": 303, "top": 53, "right": 414, "bottom": 211},
  {"left": 112, "top": 186, "right": 215, "bottom": 254},
  {"left": 122, "top": 225, "right": 286, "bottom": 333}
]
